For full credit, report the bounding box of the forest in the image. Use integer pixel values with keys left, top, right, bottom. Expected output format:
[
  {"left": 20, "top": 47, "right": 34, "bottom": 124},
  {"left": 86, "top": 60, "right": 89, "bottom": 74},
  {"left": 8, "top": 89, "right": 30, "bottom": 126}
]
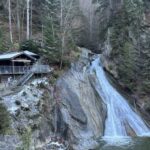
[
  {"left": 0, "top": 0, "right": 88, "bottom": 68},
  {"left": 0, "top": 0, "right": 150, "bottom": 150}
]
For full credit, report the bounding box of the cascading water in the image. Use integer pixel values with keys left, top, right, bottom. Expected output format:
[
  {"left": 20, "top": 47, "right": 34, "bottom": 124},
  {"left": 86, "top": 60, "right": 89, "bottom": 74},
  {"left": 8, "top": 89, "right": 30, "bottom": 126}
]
[{"left": 90, "top": 57, "right": 150, "bottom": 141}]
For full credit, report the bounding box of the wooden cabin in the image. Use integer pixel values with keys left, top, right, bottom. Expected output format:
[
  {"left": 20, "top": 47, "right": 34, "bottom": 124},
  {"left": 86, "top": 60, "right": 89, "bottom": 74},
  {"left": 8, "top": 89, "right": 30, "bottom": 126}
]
[{"left": 0, "top": 50, "right": 43, "bottom": 74}]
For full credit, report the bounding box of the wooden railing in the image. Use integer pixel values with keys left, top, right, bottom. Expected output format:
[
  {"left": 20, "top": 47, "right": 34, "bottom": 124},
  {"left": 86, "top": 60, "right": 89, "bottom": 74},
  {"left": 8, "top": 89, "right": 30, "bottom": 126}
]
[{"left": 0, "top": 65, "right": 51, "bottom": 74}]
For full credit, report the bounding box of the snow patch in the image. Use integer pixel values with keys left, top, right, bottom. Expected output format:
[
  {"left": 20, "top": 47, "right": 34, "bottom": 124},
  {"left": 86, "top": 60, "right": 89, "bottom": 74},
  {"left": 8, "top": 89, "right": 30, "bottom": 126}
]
[{"left": 3, "top": 78, "right": 49, "bottom": 115}]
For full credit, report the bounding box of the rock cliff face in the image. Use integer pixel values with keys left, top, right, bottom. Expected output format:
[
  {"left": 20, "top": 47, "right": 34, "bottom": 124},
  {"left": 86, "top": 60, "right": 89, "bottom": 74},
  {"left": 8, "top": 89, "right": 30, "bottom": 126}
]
[
  {"left": 77, "top": 0, "right": 101, "bottom": 51},
  {"left": 0, "top": 53, "right": 107, "bottom": 150},
  {"left": 0, "top": 79, "right": 67, "bottom": 150},
  {"left": 56, "top": 52, "right": 106, "bottom": 149},
  {"left": 0, "top": 48, "right": 149, "bottom": 149}
]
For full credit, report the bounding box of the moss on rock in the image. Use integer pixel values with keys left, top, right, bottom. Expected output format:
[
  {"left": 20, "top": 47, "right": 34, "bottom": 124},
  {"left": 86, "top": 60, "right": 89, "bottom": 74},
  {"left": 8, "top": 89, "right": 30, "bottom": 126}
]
[{"left": 0, "top": 103, "right": 10, "bottom": 134}]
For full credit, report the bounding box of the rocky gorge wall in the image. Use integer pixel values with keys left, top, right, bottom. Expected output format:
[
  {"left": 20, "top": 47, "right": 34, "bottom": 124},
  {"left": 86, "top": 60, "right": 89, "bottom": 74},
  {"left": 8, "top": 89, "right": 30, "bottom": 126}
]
[
  {"left": 78, "top": 0, "right": 150, "bottom": 118},
  {"left": 0, "top": 79, "right": 68, "bottom": 150},
  {"left": 56, "top": 52, "right": 107, "bottom": 149},
  {"left": 0, "top": 52, "right": 108, "bottom": 150},
  {"left": 101, "top": 0, "right": 150, "bottom": 119},
  {"left": 0, "top": 48, "right": 150, "bottom": 150}
]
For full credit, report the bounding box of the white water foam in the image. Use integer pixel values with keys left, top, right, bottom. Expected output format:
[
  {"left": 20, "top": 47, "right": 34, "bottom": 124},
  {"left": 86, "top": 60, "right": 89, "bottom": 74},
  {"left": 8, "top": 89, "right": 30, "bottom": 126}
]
[{"left": 90, "top": 57, "right": 150, "bottom": 144}]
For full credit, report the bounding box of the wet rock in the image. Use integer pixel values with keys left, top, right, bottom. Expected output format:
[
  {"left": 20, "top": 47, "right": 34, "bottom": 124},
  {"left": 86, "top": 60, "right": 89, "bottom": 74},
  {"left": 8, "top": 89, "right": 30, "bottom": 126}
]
[
  {"left": 124, "top": 122, "right": 136, "bottom": 136},
  {"left": 15, "top": 100, "right": 21, "bottom": 106},
  {"left": 21, "top": 103, "right": 30, "bottom": 111},
  {"left": 22, "top": 91, "right": 27, "bottom": 97},
  {"left": 56, "top": 56, "right": 107, "bottom": 149},
  {"left": 60, "top": 83, "right": 87, "bottom": 125}
]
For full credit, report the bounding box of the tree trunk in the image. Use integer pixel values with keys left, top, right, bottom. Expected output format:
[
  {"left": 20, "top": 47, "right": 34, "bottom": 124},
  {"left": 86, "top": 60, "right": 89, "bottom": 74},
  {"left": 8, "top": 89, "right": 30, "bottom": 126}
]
[
  {"left": 8, "top": 0, "right": 13, "bottom": 44},
  {"left": 26, "top": 0, "right": 30, "bottom": 40},
  {"left": 17, "top": 0, "right": 21, "bottom": 42},
  {"left": 21, "top": 6, "right": 25, "bottom": 40},
  {"left": 41, "top": 24, "right": 44, "bottom": 47},
  {"left": 109, "top": 0, "right": 113, "bottom": 9},
  {"left": 60, "top": 0, "right": 63, "bottom": 69},
  {"left": 60, "top": 35, "right": 65, "bottom": 70},
  {"left": 30, "top": 0, "right": 33, "bottom": 38}
]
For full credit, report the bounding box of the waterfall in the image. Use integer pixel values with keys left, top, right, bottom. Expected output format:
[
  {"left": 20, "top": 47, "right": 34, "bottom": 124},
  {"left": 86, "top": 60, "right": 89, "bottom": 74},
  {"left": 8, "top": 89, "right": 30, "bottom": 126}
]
[{"left": 90, "top": 57, "right": 150, "bottom": 138}]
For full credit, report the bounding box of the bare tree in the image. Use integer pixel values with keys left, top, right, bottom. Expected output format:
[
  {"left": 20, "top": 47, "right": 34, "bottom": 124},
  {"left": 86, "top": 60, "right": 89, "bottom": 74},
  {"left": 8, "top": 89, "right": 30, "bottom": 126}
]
[
  {"left": 21, "top": 6, "right": 26, "bottom": 40},
  {"left": 60, "top": 0, "right": 63, "bottom": 69},
  {"left": 26, "top": 0, "right": 30, "bottom": 40},
  {"left": 41, "top": 24, "right": 44, "bottom": 47},
  {"left": 30, "top": 0, "right": 33, "bottom": 38},
  {"left": 60, "top": 0, "right": 74, "bottom": 69},
  {"left": 8, "top": 0, "right": 13, "bottom": 44},
  {"left": 17, "top": 0, "right": 21, "bottom": 42}
]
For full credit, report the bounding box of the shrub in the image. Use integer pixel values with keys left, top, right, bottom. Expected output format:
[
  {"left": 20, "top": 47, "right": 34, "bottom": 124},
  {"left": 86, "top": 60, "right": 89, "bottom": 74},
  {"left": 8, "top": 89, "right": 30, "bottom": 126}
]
[
  {"left": 20, "top": 40, "right": 40, "bottom": 54},
  {"left": 0, "top": 103, "right": 10, "bottom": 134}
]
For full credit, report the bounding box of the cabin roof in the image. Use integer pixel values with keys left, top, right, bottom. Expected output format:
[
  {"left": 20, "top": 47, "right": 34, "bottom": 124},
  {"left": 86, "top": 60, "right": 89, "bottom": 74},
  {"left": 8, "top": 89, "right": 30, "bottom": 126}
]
[
  {"left": 24, "top": 50, "right": 38, "bottom": 56},
  {"left": 0, "top": 52, "right": 21, "bottom": 60},
  {"left": 0, "top": 51, "right": 38, "bottom": 60}
]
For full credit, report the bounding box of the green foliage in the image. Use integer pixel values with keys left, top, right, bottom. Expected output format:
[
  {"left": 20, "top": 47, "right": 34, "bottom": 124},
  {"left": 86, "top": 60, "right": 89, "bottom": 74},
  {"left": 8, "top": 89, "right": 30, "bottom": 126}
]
[
  {"left": 43, "top": 0, "right": 79, "bottom": 66},
  {"left": 0, "top": 103, "right": 10, "bottom": 134},
  {"left": 111, "top": 0, "right": 150, "bottom": 92},
  {"left": 20, "top": 127, "right": 31, "bottom": 150},
  {"left": 109, "top": 8, "right": 129, "bottom": 58},
  {"left": 0, "top": 28, "right": 6, "bottom": 52},
  {"left": 117, "top": 41, "right": 137, "bottom": 90},
  {"left": 95, "top": 0, "right": 150, "bottom": 93},
  {"left": 44, "top": 18, "right": 61, "bottom": 64},
  {"left": 43, "top": 0, "right": 61, "bottom": 64},
  {"left": 0, "top": 29, "right": 3, "bottom": 51},
  {"left": 49, "top": 69, "right": 64, "bottom": 84},
  {"left": 19, "top": 40, "right": 40, "bottom": 53},
  {"left": 108, "top": 8, "right": 137, "bottom": 90}
]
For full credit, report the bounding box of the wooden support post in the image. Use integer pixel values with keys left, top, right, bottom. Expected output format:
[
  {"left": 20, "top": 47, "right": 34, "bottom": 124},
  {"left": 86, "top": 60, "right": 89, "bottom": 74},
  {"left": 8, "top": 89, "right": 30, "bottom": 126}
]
[{"left": 12, "top": 60, "right": 15, "bottom": 80}]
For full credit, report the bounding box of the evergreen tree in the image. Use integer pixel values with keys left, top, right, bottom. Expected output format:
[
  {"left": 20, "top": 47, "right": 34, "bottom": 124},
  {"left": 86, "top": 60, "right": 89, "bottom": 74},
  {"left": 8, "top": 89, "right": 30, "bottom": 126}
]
[
  {"left": 44, "top": 0, "right": 61, "bottom": 64},
  {"left": 94, "top": 0, "right": 150, "bottom": 94},
  {"left": 0, "top": 28, "right": 5, "bottom": 52},
  {"left": 43, "top": 0, "right": 79, "bottom": 66},
  {"left": 0, "top": 103, "right": 10, "bottom": 134}
]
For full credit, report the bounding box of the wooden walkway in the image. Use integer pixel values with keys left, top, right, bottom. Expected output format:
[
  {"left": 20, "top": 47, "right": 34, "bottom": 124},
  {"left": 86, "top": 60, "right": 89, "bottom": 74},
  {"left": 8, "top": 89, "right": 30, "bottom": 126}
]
[{"left": 0, "top": 65, "right": 51, "bottom": 75}]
